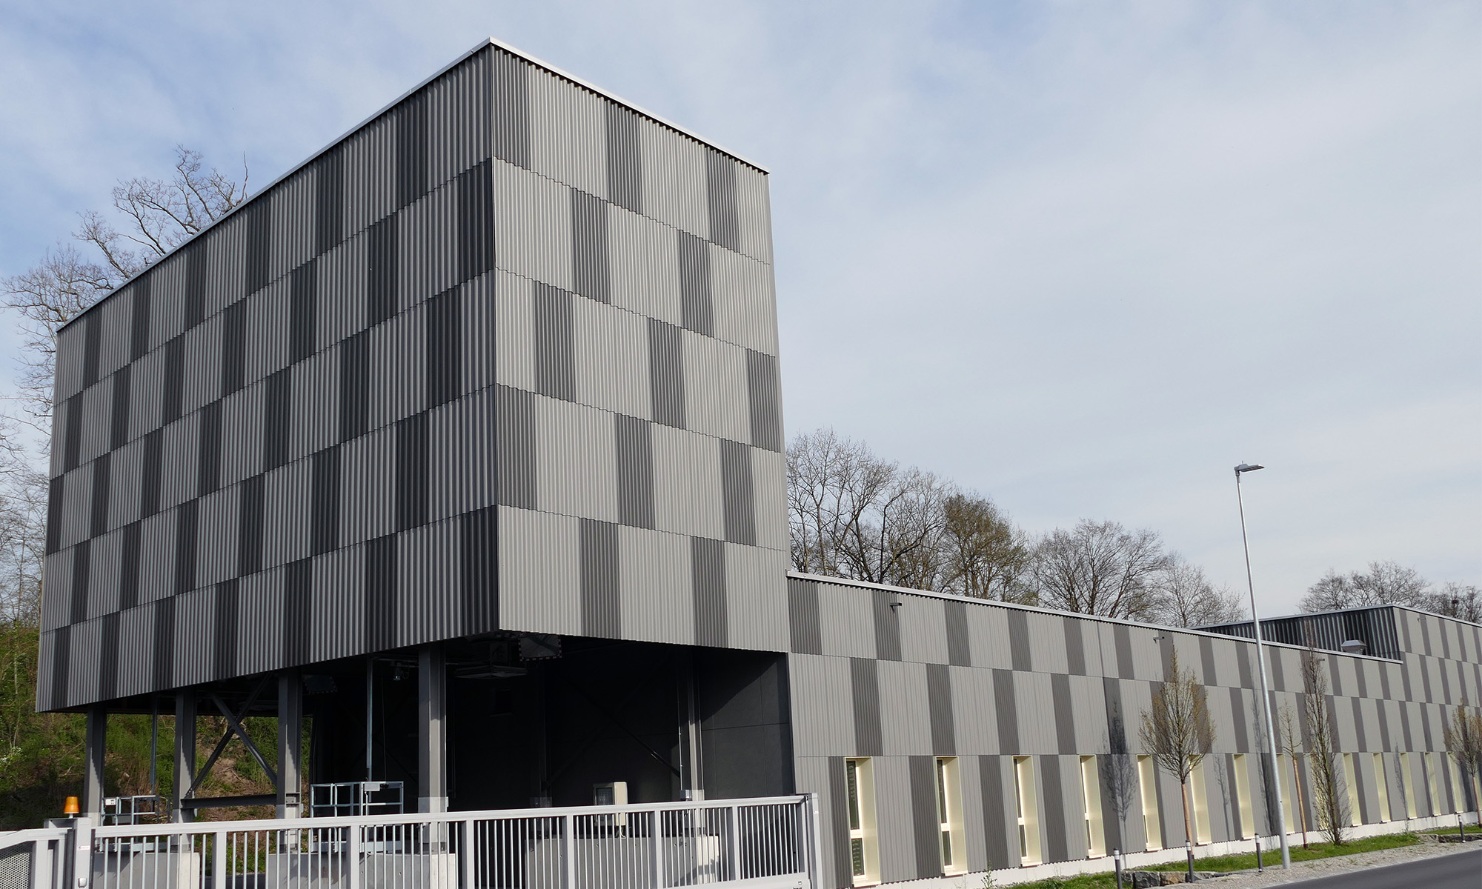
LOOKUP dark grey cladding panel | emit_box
[394,90,430,211]
[459,505,498,634]
[944,600,971,667]
[288,263,317,365]
[826,758,853,886]
[50,627,70,710]
[174,499,198,596]
[1200,637,1218,687]
[69,541,90,625]
[364,532,399,651]
[262,368,293,472]
[198,401,222,497]
[118,522,141,611]
[1007,610,1031,672]
[109,366,131,450]
[339,331,371,441]
[184,242,208,330]
[1228,687,1249,752]
[993,669,1020,753]
[1050,674,1075,755]
[570,189,610,303]
[677,231,713,336]
[719,439,755,545]
[426,286,463,408]
[1328,657,1343,698]
[488,48,530,169]
[137,430,162,518]
[849,657,883,756]
[744,350,781,453]
[244,199,272,296]
[977,756,1012,868]
[366,215,398,326]
[1268,648,1284,692]
[394,412,429,531]
[1063,620,1086,676]
[283,557,313,667]
[214,579,239,681]
[44,478,63,555]
[691,536,727,647]
[872,590,902,661]
[1098,754,1124,851]
[310,447,341,556]
[614,414,654,529]
[314,148,345,255]
[456,159,495,282]
[89,454,110,538]
[160,337,184,425]
[926,663,955,755]
[1236,643,1253,689]
[647,319,685,428]
[495,385,537,509]
[129,276,152,361]
[580,519,621,638]
[907,755,937,879]
[787,577,822,655]
[1113,624,1135,679]
[533,283,575,401]
[97,612,119,701]
[1041,756,1069,863]
[152,596,175,692]
[236,474,265,577]
[604,103,642,213]
[61,394,82,474]
[81,314,100,389]
[704,150,740,252]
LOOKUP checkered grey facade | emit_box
[785,577,1482,886]
[37,41,788,711]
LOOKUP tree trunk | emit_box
[1181,777,1195,880]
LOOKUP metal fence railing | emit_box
[0,828,67,889]
[66,794,819,889]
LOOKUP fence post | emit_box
[31,838,53,889]
[347,823,362,889]
[69,821,92,889]
[563,814,577,889]
[461,819,475,889]
[212,829,226,889]
[728,804,742,882]
[807,794,825,889]
[650,809,665,888]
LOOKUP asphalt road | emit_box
[1282,847,1480,888]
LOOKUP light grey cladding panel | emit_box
[498,506,580,636]
[528,65,606,198]
[494,269,535,390]
[965,604,1013,670]
[733,164,773,264]
[609,206,682,325]
[872,757,919,885]
[395,183,459,313]
[1069,675,1107,754]
[1026,612,1069,675]
[341,114,396,241]
[750,447,788,551]
[172,586,216,689]
[815,582,877,660]
[724,543,788,652]
[315,230,368,349]
[339,425,396,548]
[949,665,999,756]
[85,528,122,619]
[534,395,617,522]
[878,661,931,755]
[680,330,748,442]
[898,597,950,665]
[573,297,649,418]
[487,46,531,169]
[310,545,365,663]
[289,348,340,461]
[650,425,723,539]
[616,527,690,644]
[638,118,708,239]
[397,518,462,648]
[367,306,427,430]
[261,460,311,571]
[157,413,201,513]
[493,158,572,290]
[105,437,143,530]
[788,654,856,757]
[194,486,241,589]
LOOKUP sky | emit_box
[1,1,1477,617]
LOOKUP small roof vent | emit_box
[1340,639,1367,655]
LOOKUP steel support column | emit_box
[418,645,448,813]
[277,672,303,818]
[173,690,196,822]
[83,705,106,821]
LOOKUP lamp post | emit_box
[1235,462,1290,869]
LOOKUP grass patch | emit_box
[1419,824,1481,837]
[998,832,1423,888]
[1143,831,1419,872]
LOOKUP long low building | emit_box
[37,39,1481,888]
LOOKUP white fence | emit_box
[41,795,820,889]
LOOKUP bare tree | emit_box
[1276,702,1310,848]
[1147,559,1244,628]
[938,493,1033,603]
[1424,583,1482,623]
[1443,699,1482,818]
[3,146,247,424]
[1139,647,1214,877]
[1301,649,1348,844]
[1299,562,1429,613]
[1032,520,1173,620]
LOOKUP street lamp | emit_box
[1235,462,1290,869]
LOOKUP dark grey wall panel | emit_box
[850,657,883,757]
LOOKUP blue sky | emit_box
[2,1,1477,616]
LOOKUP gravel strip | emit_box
[1189,838,1475,887]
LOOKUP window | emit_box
[1233,754,1255,839]
[1079,756,1106,857]
[1425,753,1443,816]
[1189,760,1212,844]
[1137,755,1162,851]
[1399,753,1417,819]
[1013,756,1042,866]
[1372,754,1391,823]
[1276,754,1297,835]
[1342,754,1362,827]
[846,758,880,885]
[934,758,965,873]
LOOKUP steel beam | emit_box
[418,645,448,813]
[278,672,303,818]
[173,691,196,823]
[83,706,106,821]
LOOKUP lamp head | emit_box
[1235,463,1264,475]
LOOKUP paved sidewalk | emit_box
[1192,838,1477,887]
